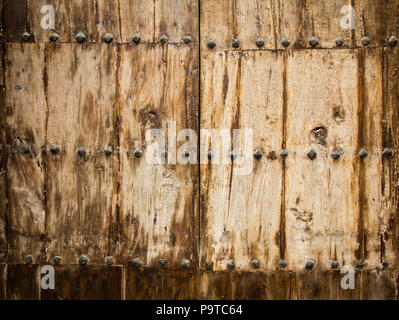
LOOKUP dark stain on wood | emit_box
[6,264,39,299]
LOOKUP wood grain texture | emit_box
[5,43,46,264]
[117,44,199,267]
[200,50,284,271]
[0,264,5,299]
[44,43,119,264]
[6,264,39,299]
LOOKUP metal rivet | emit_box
[255,39,264,48]
[21,32,31,42]
[77,147,86,157]
[0,254,5,263]
[277,259,287,268]
[232,39,240,48]
[305,261,314,270]
[53,256,61,265]
[227,260,235,270]
[22,145,31,154]
[359,149,368,159]
[160,35,168,44]
[356,261,364,269]
[335,37,344,47]
[158,259,167,268]
[134,148,143,158]
[389,36,398,47]
[205,261,213,271]
[331,261,339,269]
[106,256,114,265]
[307,149,317,160]
[383,148,393,158]
[282,37,290,47]
[25,255,33,264]
[132,258,142,267]
[79,255,87,265]
[182,259,190,268]
[104,146,112,156]
[76,32,86,43]
[309,36,319,47]
[103,33,114,43]
[132,34,141,44]
[50,145,60,155]
[252,260,260,269]
[228,151,237,161]
[183,36,191,44]
[382,261,389,268]
[183,151,190,158]
[49,32,59,42]
[207,39,216,49]
[253,150,263,160]
[207,150,214,160]
[361,37,370,46]
[279,150,288,158]
[331,149,341,160]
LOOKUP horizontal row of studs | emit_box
[2,254,389,271]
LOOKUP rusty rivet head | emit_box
[183,150,190,158]
[205,261,214,271]
[255,39,264,48]
[335,37,344,47]
[76,32,86,43]
[277,259,287,268]
[207,39,216,49]
[282,37,290,47]
[309,36,319,47]
[389,36,398,47]
[356,261,365,269]
[132,258,142,267]
[253,150,263,160]
[361,37,371,46]
[227,260,235,270]
[77,147,86,157]
[0,253,5,263]
[232,38,240,48]
[382,261,389,268]
[382,148,393,158]
[158,259,167,268]
[252,260,260,269]
[359,149,368,159]
[182,259,190,268]
[134,148,143,158]
[132,34,141,44]
[229,151,238,161]
[160,35,168,44]
[183,35,192,44]
[103,33,114,43]
[25,255,33,264]
[22,145,31,154]
[21,32,31,42]
[307,149,317,160]
[331,149,341,160]
[331,261,339,269]
[50,145,60,155]
[279,150,288,158]
[207,150,214,160]
[104,146,112,156]
[106,256,114,265]
[53,256,61,265]
[49,32,59,42]
[79,255,88,265]
[305,261,314,270]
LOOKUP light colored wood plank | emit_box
[200,50,284,271]
[118,44,199,266]
[285,49,359,270]
[45,43,118,264]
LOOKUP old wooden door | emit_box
[0,0,398,300]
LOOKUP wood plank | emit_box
[285,50,359,270]
[0,264,5,299]
[5,43,46,264]
[117,44,199,267]
[4,0,27,42]
[45,43,118,264]
[6,264,39,299]
[200,50,284,271]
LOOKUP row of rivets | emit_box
[207,36,399,49]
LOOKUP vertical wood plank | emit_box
[4,0,27,42]
[6,264,39,299]
[45,43,118,264]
